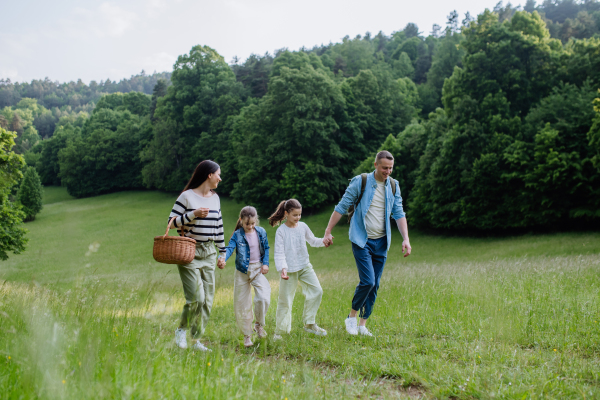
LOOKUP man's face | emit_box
[374,158,394,181]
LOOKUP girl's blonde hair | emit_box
[232,206,259,237]
[268,199,302,227]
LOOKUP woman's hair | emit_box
[183,160,220,192]
[268,199,302,227]
[232,206,259,236]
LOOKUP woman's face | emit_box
[207,169,222,189]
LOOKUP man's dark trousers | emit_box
[351,237,387,319]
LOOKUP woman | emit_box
[169,160,226,351]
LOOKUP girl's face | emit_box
[207,169,222,189]
[284,208,302,225]
[242,217,257,233]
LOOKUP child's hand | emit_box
[217,258,226,269]
[261,265,269,274]
[281,268,289,280]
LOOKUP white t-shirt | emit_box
[274,222,324,272]
[365,180,386,239]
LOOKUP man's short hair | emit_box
[375,150,394,163]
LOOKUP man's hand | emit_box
[217,257,226,269]
[281,268,289,280]
[402,240,412,258]
[261,265,269,274]
[193,207,210,218]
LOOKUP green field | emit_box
[1,187,600,399]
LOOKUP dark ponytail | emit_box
[232,206,258,237]
[268,199,302,227]
[183,160,220,192]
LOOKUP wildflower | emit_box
[62,380,66,384]
[208,362,211,366]
[554,349,557,351]
[8,356,11,360]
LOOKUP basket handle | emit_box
[163,216,187,240]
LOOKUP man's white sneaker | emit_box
[304,324,327,336]
[272,334,283,341]
[358,326,373,337]
[345,317,358,335]
[191,341,212,352]
[175,328,187,349]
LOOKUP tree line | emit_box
[2,1,600,259]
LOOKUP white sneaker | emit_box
[345,317,358,335]
[272,334,283,341]
[192,341,212,352]
[175,328,187,349]
[304,324,327,336]
[358,326,373,337]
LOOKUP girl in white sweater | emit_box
[268,199,329,339]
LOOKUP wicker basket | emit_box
[153,217,196,265]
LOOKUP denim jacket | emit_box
[334,171,405,251]
[222,226,270,274]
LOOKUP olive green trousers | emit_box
[177,242,217,339]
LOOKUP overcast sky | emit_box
[1,0,508,84]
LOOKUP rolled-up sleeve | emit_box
[334,176,361,215]
[391,180,405,220]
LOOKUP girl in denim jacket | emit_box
[220,206,271,347]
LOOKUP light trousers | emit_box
[234,262,271,336]
[275,264,323,335]
[177,242,217,339]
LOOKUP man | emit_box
[323,150,411,336]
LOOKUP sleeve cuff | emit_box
[185,211,196,223]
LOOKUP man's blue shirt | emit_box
[334,171,405,250]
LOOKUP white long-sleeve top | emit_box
[274,222,325,272]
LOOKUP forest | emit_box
[2,0,600,258]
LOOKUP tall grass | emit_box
[1,188,599,399]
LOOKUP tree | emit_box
[17,166,43,221]
[143,45,247,193]
[0,127,27,260]
[231,53,363,213]
[150,79,168,121]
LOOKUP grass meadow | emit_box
[1,187,600,399]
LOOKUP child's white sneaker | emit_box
[191,341,212,352]
[345,316,358,335]
[304,324,327,336]
[358,326,373,337]
[273,334,283,340]
[175,328,187,349]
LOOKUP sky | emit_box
[1,0,507,84]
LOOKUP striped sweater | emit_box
[168,189,225,254]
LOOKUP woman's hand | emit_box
[261,265,269,274]
[193,207,210,218]
[217,258,226,269]
[281,268,289,280]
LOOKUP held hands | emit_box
[323,232,334,247]
[261,265,269,275]
[217,257,226,269]
[280,268,289,280]
[402,240,412,258]
[193,207,210,218]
